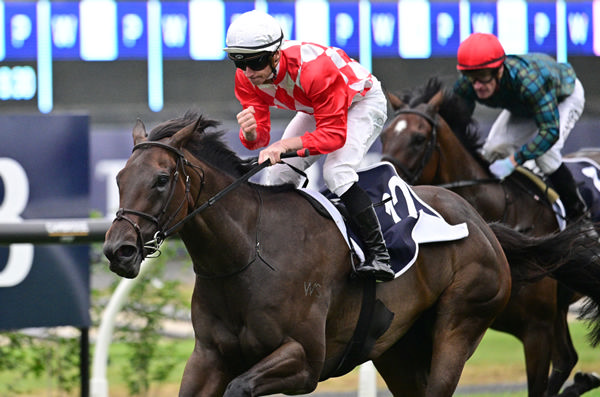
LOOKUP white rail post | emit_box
[90,257,158,397]
[358,361,377,397]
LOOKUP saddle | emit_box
[514,158,600,226]
[506,165,566,230]
[514,165,559,203]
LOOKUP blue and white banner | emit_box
[0,115,90,330]
[2,0,600,62]
[2,0,598,113]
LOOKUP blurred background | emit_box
[3,0,600,141]
[2,1,600,395]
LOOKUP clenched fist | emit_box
[236,106,257,141]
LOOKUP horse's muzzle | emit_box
[103,241,142,278]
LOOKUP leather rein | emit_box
[112,141,296,259]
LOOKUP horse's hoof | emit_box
[574,371,600,389]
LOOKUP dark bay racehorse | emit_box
[103,113,599,396]
[380,77,600,396]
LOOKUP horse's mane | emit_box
[147,111,252,178]
[147,111,296,192]
[398,77,488,165]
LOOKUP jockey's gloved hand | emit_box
[489,157,515,179]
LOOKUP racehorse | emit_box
[103,112,599,396]
[380,77,600,396]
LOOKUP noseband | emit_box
[387,108,439,184]
[113,140,278,259]
[113,141,204,257]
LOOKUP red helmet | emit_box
[457,33,506,71]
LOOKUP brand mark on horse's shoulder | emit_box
[304,281,321,297]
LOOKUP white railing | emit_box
[90,257,158,397]
[0,219,379,397]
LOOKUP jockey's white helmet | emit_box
[224,10,284,54]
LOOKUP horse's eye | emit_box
[412,133,427,146]
[155,174,170,188]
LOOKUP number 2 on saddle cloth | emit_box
[295,161,470,276]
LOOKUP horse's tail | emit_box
[490,220,600,346]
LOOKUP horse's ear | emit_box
[427,90,444,112]
[132,119,147,145]
[170,117,201,149]
[387,91,405,111]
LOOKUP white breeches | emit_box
[265,79,387,196]
[482,78,585,175]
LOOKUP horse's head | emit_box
[103,118,201,278]
[381,90,443,184]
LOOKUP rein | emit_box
[391,108,502,189]
[160,150,307,241]
[158,157,268,241]
[114,141,306,258]
[436,178,499,189]
[390,104,557,229]
[115,141,266,256]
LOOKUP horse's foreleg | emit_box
[426,324,486,397]
[223,339,320,397]
[179,343,230,397]
[424,302,499,397]
[500,279,558,397]
[374,317,433,397]
[547,308,578,395]
[425,263,510,396]
[519,324,554,397]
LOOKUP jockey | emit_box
[453,32,588,223]
[224,10,394,281]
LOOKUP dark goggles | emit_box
[228,52,272,71]
[463,70,497,84]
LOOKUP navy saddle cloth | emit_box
[565,157,600,223]
[317,162,468,277]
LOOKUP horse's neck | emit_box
[432,123,514,220]
[433,125,556,230]
[434,123,490,183]
[179,168,261,277]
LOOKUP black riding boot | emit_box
[341,183,395,281]
[548,163,588,223]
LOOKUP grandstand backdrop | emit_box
[1,0,600,128]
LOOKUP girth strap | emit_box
[327,279,394,378]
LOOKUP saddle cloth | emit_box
[564,156,600,223]
[301,161,469,278]
[521,155,600,227]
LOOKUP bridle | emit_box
[113,141,205,257]
[384,106,533,226]
[384,107,501,189]
[112,140,284,259]
[384,107,439,185]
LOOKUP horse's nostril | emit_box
[116,245,137,259]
